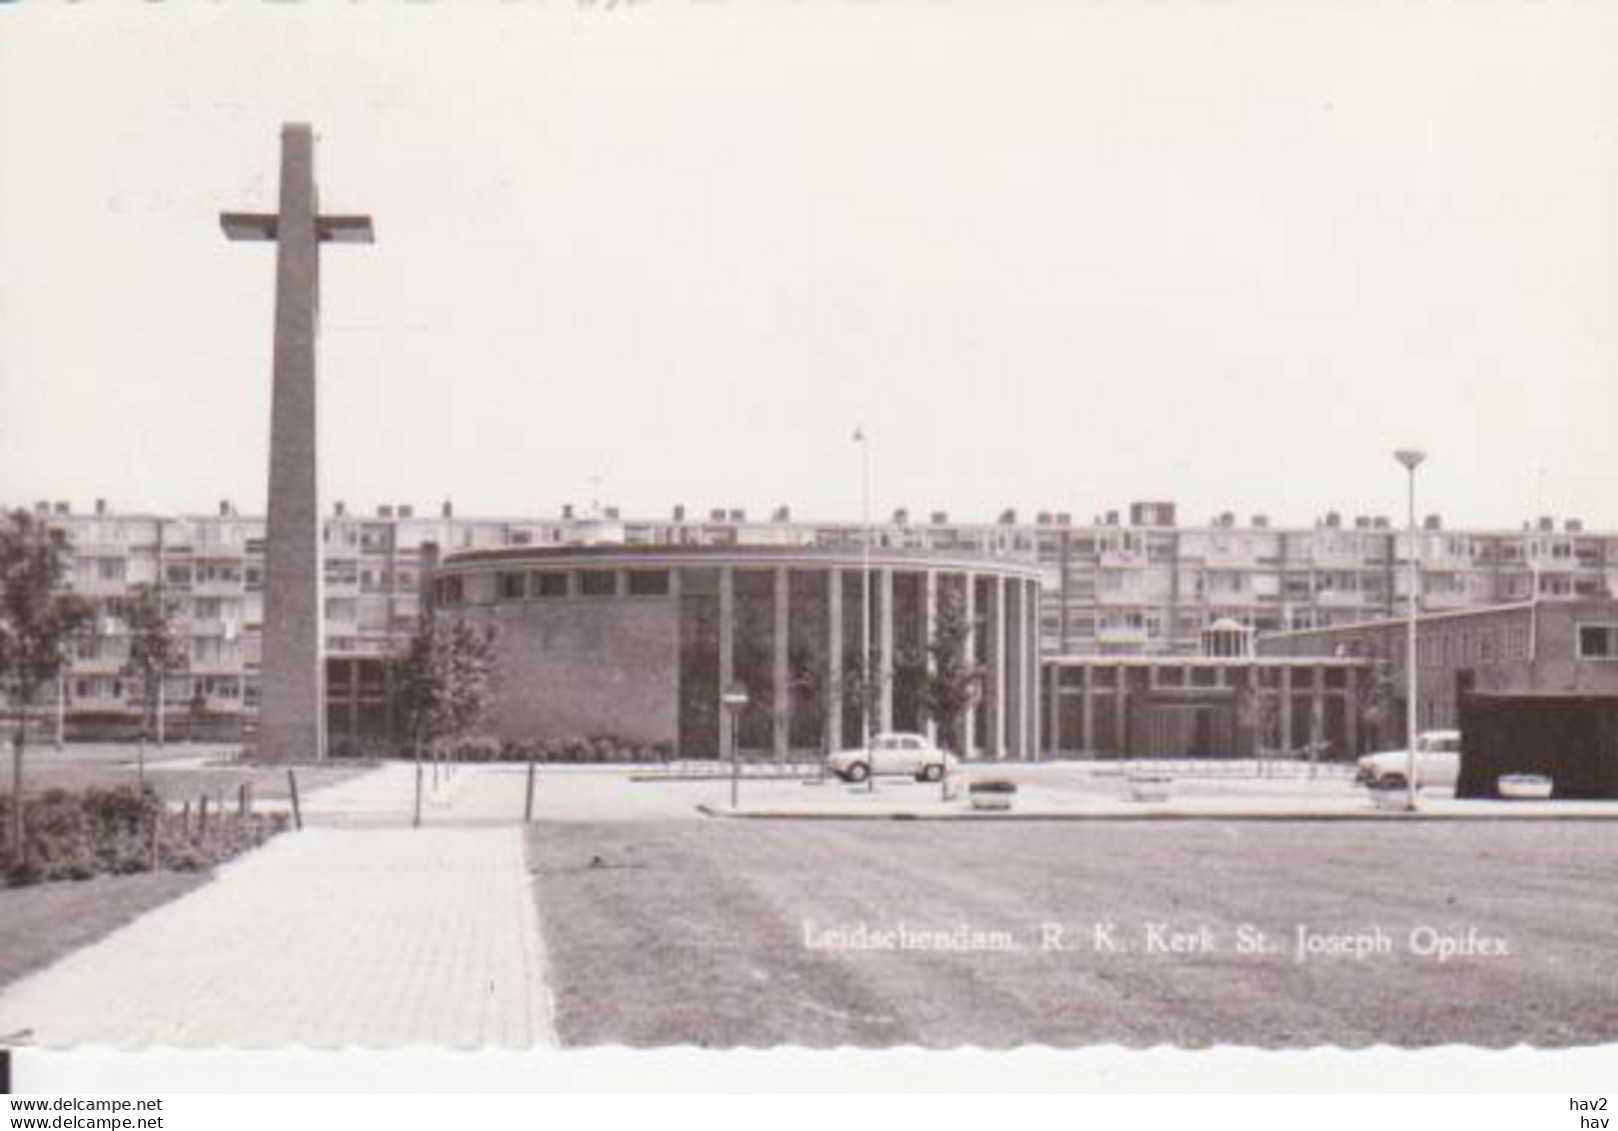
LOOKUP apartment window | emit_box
[532,572,568,598]
[498,572,527,600]
[627,569,671,596]
[1577,624,1617,660]
[580,570,616,597]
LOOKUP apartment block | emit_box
[6,497,1615,747]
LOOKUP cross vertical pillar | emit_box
[222,123,373,763]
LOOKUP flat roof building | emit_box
[431,545,1045,760]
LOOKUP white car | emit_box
[826,733,955,783]
[1356,729,1463,790]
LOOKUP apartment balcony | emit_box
[71,577,131,598]
[192,578,246,598]
[1309,548,1368,569]
[1314,590,1374,609]
[1422,590,1472,611]
[1095,624,1151,647]
[189,655,245,677]
[70,655,128,676]
[192,543,246,561]
[184,618,239,639]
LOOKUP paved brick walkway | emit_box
[0,766,555,1048]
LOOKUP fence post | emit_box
[414,761,423,829]
[287,768,303,831]
[238,782,251,817]
[181,799,191,839]
[198,794,209,841]
[524,760,536,824]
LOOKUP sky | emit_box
[2,2,1615,530]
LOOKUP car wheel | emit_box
[845,762,869,782]
[1377,773,1407,790]
[921,764,944,782]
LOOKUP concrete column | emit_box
[962,574,977,758]
[1345,666,1360,757]
[718,566,735,761]
[1279,665,1294,754]
[256,126,325,764]
[923,570,938,745]
[827,568,844,752]
[990,576,1007,759]
[1117,668,1129,757]
[878,567,894,733]
[1081,664,1095,753]
[1003,579,1016,757]
[1029,582,1041,760]
[1047,663,1062,755]
[773,567,789,760]
[1023,579,1037,758]
[1309,666,1325,759]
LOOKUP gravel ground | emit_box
[528,817,1618,1048]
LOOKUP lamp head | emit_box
[1393,449,1427,472]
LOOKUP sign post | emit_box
[721,683,750,810]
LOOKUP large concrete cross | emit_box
[221,123,373,763]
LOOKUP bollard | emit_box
[524,760,537,824]
[238,782,251,817]
[414,761,424,830]
[287,768,303,831]
[198,794,209,841]
[181,799,191,839]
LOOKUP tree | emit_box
[394,614,497,761]
[1,509,94,857]
[840,645,883,747]
[918,584,985,757]
[1358,657,1397,754]
[121,582,188,787]
[785,643,828,758]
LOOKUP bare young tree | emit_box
[1,509,94,858]
[121,582,188,788]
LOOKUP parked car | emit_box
[826,733,955,782]
[1355,729,1463,790]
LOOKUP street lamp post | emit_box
[722,682,749,810]
[854,427,874,793]
[1394,449,1427,810]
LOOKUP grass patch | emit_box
[0,869,211,992]
[10,744,369,804]
[527,819,1618,1048]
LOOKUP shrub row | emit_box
[0,786,287,888]
[401,735,677,764]
[494,735,676,764]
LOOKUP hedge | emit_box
[0,785,287,888]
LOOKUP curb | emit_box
[695,803,1618,823]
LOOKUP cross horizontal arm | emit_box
[317,215,375,244]
[220,212,278,242]
[220,212,375,244]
